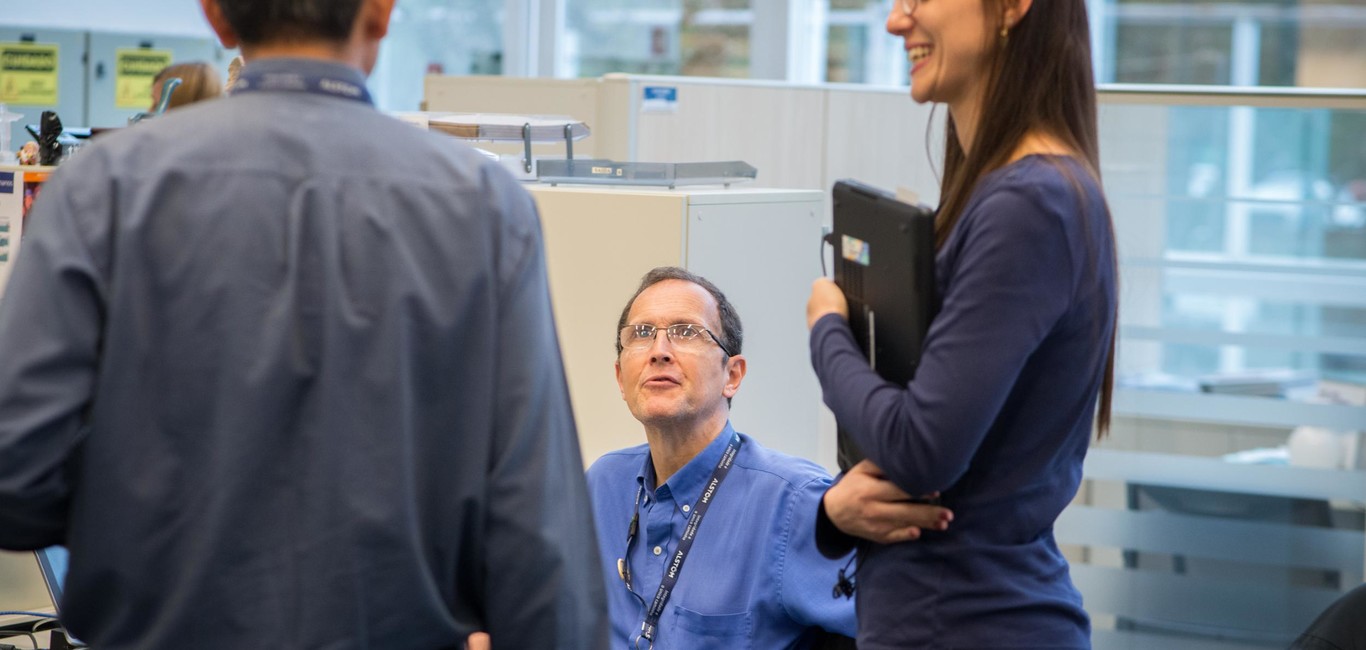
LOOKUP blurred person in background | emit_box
[150,60,224,110]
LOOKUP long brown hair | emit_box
[933,0,1116,438]
[155,62,224,110]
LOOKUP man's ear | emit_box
[200,0,241,49]
[721,355,747,399]
[615,360,626,400]
[359,0,397,41]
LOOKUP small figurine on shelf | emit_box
[16,141,38,165]
[38,111,63,166]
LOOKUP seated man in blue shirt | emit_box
[586,266,951,649]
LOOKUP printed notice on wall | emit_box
[115,48,173,109]
[0,43,60,106]
[641,85,678,114]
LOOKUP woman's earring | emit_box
[1000,25,1009,39]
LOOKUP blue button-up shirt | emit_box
[586,423,856,649]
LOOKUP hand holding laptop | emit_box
[822,461,952,545]
[807,278,849,329]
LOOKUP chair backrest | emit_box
[1289,582,1366,649]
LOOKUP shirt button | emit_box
[653,546,663,556]
[681,504,691,513]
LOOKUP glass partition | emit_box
[1068,89,1366,648]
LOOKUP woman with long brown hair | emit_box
[806,0,1117,646]
[150,61,224,111]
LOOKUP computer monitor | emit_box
[829,179,938,471]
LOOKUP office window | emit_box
[823,0,1366,89]
[1089,1,1366,382]
[563,0,752,78]
[826,0,907,85]
[679,0,751,78]
[1099,0,1366,88]
[373,0,504,110]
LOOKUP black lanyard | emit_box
[622,433,742,649]
[232,68,373,105]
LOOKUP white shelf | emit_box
[1084,449,1366,502]
[1122,253,1366,278]
[1114,388,1366,430]
[1057,505,1364,573]
[1121,325,1366,356]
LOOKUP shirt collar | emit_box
[232,57,371,104]
[637,421,739,507]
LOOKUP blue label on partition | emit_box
[0,172,13,194]
[642,86,678,113]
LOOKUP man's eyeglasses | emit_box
[619,323,733,356]
[895,0,919,16]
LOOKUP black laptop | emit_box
[829,180,938,472]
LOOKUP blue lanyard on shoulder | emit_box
[623,433,743,650]
[232,69,373,105]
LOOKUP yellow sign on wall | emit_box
[115,48,172,110]
[0,43,60,106]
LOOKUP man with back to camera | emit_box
[584,266,953,649]
[0,1,605,648]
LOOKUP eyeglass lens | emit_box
[621,324,705,348]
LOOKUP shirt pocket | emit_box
[670,606,753,650]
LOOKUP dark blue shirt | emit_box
[0,58,606,649]
[811,155,1115,649]
[586,424,857,649]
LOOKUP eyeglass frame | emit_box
[895,0,919,16]
[618,323,735,357]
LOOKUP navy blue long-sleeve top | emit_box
[811,155,1116,649]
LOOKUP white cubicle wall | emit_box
[424,73,946,206]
